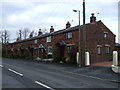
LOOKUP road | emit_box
[1,58,120,89]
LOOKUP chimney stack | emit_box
[16,37,20,41]
[29,31,33,38]
[38,29,42,35]
[90,13,96,23]
[66,21,71,29]
[50,26,54,33]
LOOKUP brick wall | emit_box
[86,22,115,64]
[6,21,116,64]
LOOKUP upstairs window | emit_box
[46,36,51,42]
[66,32,72,39]
[104,32,108,38]
[34,40,37,44]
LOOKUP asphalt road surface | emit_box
[1,58,120,89]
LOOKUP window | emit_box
[67,45,74,54]
[104,32,108,38]
[46,36,51,42]
[34,40,37,44]
[48,46,52,55]
[34,50,38,55]
[66,32,72,39]
[97,47,102,55]
[105,46,110,54]
[67,46,71,54]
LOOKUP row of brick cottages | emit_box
[6,20,116,65]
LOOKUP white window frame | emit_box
[67,46,71,54]
[46,36,51,42]
[48,46,52,55]
[97,47,102,55]
[104,32,108,38]
[34,40,37,44]
[67,45,74,54]
[66,32,72,39]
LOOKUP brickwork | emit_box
[6,21,116,64]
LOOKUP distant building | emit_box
[115,43,120,61]
[115,43,120,51]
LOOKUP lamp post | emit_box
[73,9,81,67]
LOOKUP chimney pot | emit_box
[66,21,71,29]
[90,13,96,23]
[50,26,54,33]
[38,29,42,35]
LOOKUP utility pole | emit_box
[83,0,85,25]
[81,0,86,66]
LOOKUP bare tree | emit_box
[41,28,48,34]
[16,29,22,40]
[19,29,22,40]
[0,31,3,44]
[22,28,30,39]
[0,30,10,44]
[16,28,30,40]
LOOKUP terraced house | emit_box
[5,16,116,65]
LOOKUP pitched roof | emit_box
[9,20,114,44]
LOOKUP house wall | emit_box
[86,22,115,64]
[6,21,116,64]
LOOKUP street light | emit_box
[73,9,81,67]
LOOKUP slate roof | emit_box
[8,20,115,45]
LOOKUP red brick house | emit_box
[6,20,116,65]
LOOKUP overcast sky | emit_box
[0,0,119,43]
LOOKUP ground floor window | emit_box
[41,48,45,53]
[34,49,38,56]
[67,45,74,54]
[105,46,110,54]
[97,47,102,55]
[48,46,52,55]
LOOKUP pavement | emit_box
[1,58,120,89]
[62,65,119,82]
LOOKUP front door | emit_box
[59,46,65,57]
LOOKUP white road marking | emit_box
[8,68,23,76]
[0,65,3,67]
[62,70,120,83]
[35,81,55,90]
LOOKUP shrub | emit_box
[41,54,52,59]
[65,57,71,64]
[2,47,7,57]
